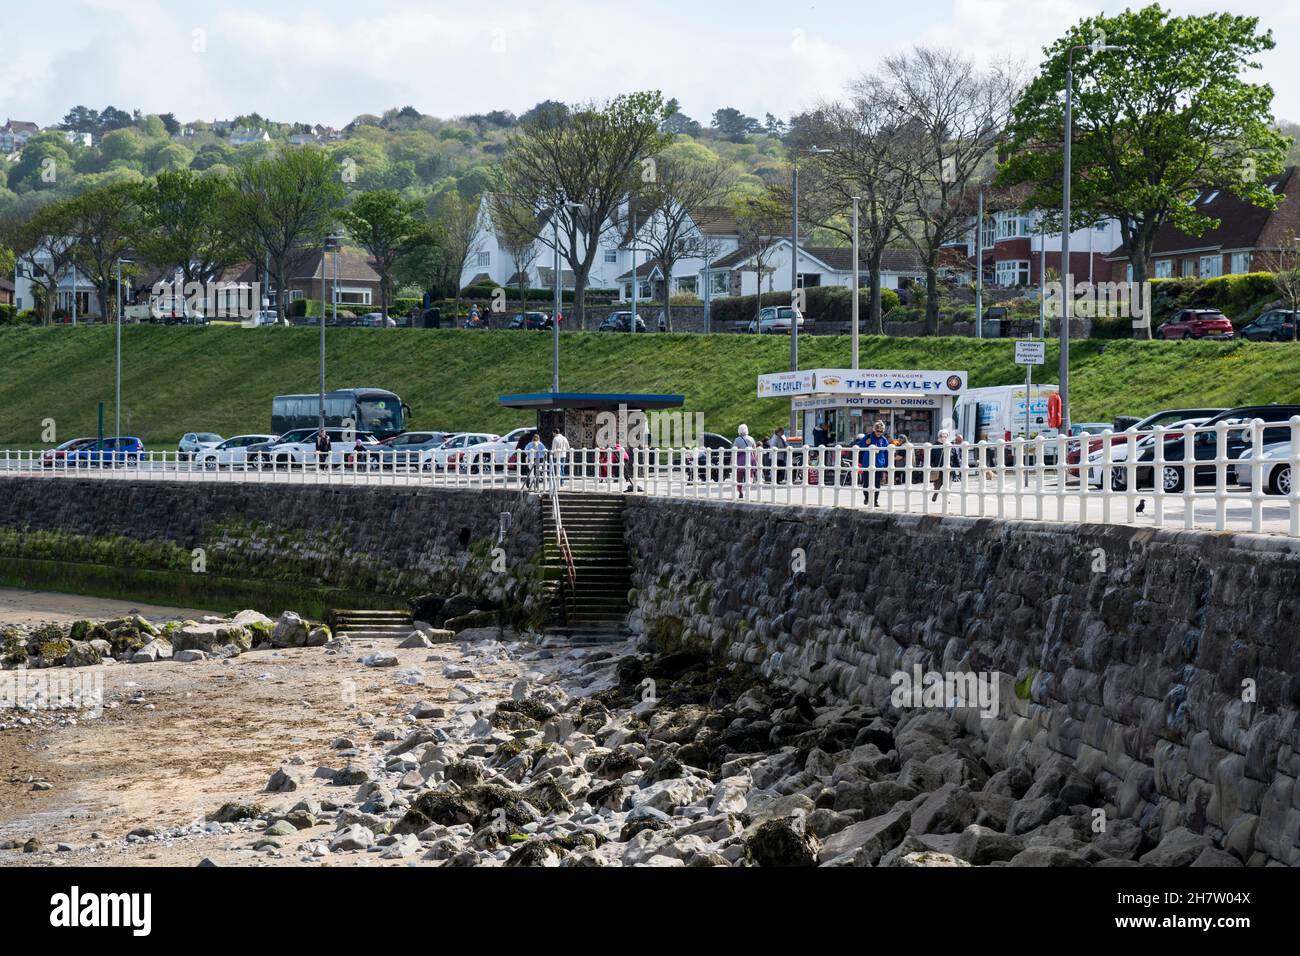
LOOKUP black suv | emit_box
[1110,404,1300,492]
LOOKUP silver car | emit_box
[178,432,223,461]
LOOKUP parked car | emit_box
[1106,405,1300,492]
[508,312,552,330]
[1085,417,1212,487]
[245,309,289,328]
[1231,439,1297,495]
[66,437,146,466]
[257,428,379,467]
[599,311,647,333]
[462,428,534,472]
[687,432,734,481]
[1240,309,1300,341]
[41,437,98,468]
[747,306,805,335]
[246,429,315,467]
[196,434,279,469]
[424,432,500,471]
[1066,408,1224,475]
[366,431,454,469]
[177,432,224,461]
[1155,309,1235,340]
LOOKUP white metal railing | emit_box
[5,417,1300,537]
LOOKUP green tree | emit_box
[998,5,1291,339]
[100,128,146,165]
[6,198,80,324]
[64,181,142,321]
[339,190,433,317]
[225,147,347,322]
[135,168,241,287]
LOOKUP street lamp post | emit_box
[320,233,342,430]
[975,187,985,339]
[851,196,860,370]
[548,198,586,392]
[790,146,832,433]
[115,257,132,437]
[629,206,637,336]
[1061,40,1123,434]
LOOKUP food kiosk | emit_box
[497,391,686,447]
[756,369,968,445]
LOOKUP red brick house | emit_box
[1104,167,1299,281]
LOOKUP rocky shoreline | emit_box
[2,602,1244,866]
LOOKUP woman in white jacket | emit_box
[734,424,757,499]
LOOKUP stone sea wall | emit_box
[0,479,544,623]
[624,499,1300,865]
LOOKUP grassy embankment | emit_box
[3,325,1300,447]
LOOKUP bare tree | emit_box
[488,192,542,317]
[501,92,670,328]
[434,191,484,323]
[883,47,1020,334]
[620,153,737,330]
[785,77,917,334]
[733,194,786,304]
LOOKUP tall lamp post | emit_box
[114,257,133,437]
[320,232,343,430]
[547,198,586,392]
[974,186,985,339]
[851,196,860,370]
[790,146,832,432]
[1061,40,1123,434]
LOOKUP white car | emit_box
[197,434,279,469]
[464,428,535,472]
[262,427,380,467]
[178,432,223,461]
[1232,441,1296,495]
[1085,418,1210,488]
[423,433,499,472]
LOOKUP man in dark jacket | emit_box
[855,421,891,506]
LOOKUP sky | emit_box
[2,0,1299,129]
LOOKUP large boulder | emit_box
[908,783,977,835]
[173,622,251,656]
[131,638,173,663]
[745,817,821,867]
[818,809,912,866]
[271,611,310,648]
[65,639,107,668]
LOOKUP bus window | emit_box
[357,396,402,434]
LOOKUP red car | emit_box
[1156,309,1235,340]
[41,437,97,467]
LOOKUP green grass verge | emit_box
[3,325,1300,447]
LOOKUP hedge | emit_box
[708,286,901,326]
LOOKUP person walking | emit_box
[733,424,756,499]
[770,425,789,484]
[549,429,570,485]
[315,427,332,470]
[855,421,891,506]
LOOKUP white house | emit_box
[460,194,631,294]
[13,241,100,318]
[230,127,271,146]
[702,239,925,298]
[615,205,740,302]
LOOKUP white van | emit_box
[955,384,1061,463]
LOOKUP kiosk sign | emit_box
[757,369,966,398]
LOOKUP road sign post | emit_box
[1015,340,1047,485]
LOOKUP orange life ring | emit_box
[1047,393,1063,430]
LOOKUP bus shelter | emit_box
[756,369,967,445]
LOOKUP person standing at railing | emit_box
[770,426,789,484]
[856,421,891,507]
[549,430,570,485]
[524,432,547,490]
[315,428,331,470]
[734,424,757,499]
